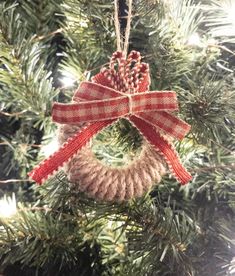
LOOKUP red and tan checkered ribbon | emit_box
[29,51,192,185]
[52,82,188,140]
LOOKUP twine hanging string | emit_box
[114,0,122,52]
[123,0,132,57]
[114,0,133,57]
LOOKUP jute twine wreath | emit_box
[58,123,167,201]
[28,50,191,201]
[54,50,179,201]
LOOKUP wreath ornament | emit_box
[29,51,192,201]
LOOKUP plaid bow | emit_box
[29,51,192,185]
[52,82,189,140]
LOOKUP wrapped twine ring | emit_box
[58,124,167,201]
[58,51,168,201]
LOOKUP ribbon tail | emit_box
[28,120,115,184]
[138,111,191,140]
[130,116,192,184]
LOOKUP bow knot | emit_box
[126,93,133,114]
[52,82,181,134]
[53,50,189,141]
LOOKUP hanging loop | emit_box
[114,0,133,57]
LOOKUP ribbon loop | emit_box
[52,81,185,139]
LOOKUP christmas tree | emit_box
[1,0,235,275]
